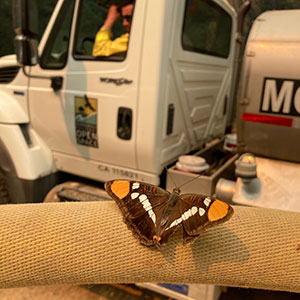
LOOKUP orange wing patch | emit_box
[111,180,130,199]
[207,200,230,222]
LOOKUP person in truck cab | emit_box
[92,0,134,57]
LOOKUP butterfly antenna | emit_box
[164,167,178,188]
[178,173,203,189]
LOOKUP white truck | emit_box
[0,0,243,203]
[2,1,300,299]
[1,0,299,213]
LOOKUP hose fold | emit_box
[0,202,299,293]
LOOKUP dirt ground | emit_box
[0,284,173,300]
[0,284,299,300]
[0,285,99,300]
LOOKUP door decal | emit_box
[75,96,98,148]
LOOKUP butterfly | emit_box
[105,180,233,249]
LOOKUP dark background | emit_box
[1,0,300,58]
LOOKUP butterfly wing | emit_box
[179,194,234,245]
[105,180,170,246]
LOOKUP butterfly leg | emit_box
[182,226,200,245]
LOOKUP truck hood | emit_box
[0,54,18,68]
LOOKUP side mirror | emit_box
[12,0,39,66]
[14,35,39,66]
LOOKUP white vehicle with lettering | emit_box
[0,0,240,203]
[237,9,300,163]
[0,0,299,213]
[232,9,300,210]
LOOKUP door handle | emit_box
[117,107,132,140]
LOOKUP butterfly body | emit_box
[159,188,179,226]
[105,180,233,249]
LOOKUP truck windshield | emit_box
[0,0,58,58]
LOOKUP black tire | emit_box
[0,174,10,204]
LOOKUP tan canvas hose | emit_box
[0,201,299,293]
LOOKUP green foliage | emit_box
[0,0,58,58]
[228,0,300,38]
[37,0,59,41]
[1,0,300,58]
[0,0,14,57]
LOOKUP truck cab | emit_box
[0,0,237,203]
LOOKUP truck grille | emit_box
[0,66,20,84]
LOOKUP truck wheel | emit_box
[0,174,10,204]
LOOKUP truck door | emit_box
[171,0,236,147]
[27,0,145,180]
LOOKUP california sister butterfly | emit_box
[105,179,233,249]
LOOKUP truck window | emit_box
[40,0,75,69]
[182,0,232,58]
[73,0,134,61]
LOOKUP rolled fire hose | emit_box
[0,201,300,293]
